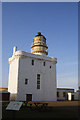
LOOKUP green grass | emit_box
[1,102,80,119]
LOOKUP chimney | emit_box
[13,46,17,55]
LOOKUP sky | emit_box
[2,2,78,91]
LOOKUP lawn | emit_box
[1,101,80,120]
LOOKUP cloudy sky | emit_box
[2,2,78,91]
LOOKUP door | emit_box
[67,94,68,101]
[26,94,32,102]
[72,95,74,101]
[2,93,10,101]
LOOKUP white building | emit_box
[57,87,80,101]
[57,88,74,101]
[8,32,57,101]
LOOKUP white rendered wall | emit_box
[57,89,66,100]
[17,55,57,101]
[8,51,57,101]
[8,57,19,100]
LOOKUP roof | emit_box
[57,88,74,91]
[9,51,57,64]
[0,88,8,91]
[0,88,10,93]
[77,90,80,92]
[35,32,46,40]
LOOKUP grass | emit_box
[1,101,80,120]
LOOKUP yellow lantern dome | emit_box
[31,32,48,55]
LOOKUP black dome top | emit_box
[35,32,46,40]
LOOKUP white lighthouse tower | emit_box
[8,32,57,101]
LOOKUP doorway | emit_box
[72,95,74,101]
[26,94,32,102]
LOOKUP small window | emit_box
[32,60,34,65]
[43,62,45,66]
[37,74,40,89]
[37,74,40,79]
[37,84,40,89]
[63,92,66,97]
[37,81,40,84]
[57,92,59,97]
[50,66,51,69]
[25,79,28,84]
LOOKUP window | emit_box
[43,62,45,66]
[50,66,51,69]
[43,39,46,44]
[57,92,59,97]
[25,79,28,84]
[37,74,40,79]
[63,92,66,97]
[32,60,34,65]
[37,74,40,89]
[37,84,40,89]
[37,81,40,84]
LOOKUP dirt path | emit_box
[29,101,80,106]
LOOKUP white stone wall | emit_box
[17,55,57,101]
[8,57,19,100]
[8,51,57,101]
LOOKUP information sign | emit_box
[6,101,23,111]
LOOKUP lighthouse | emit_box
[8,32,57,101]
